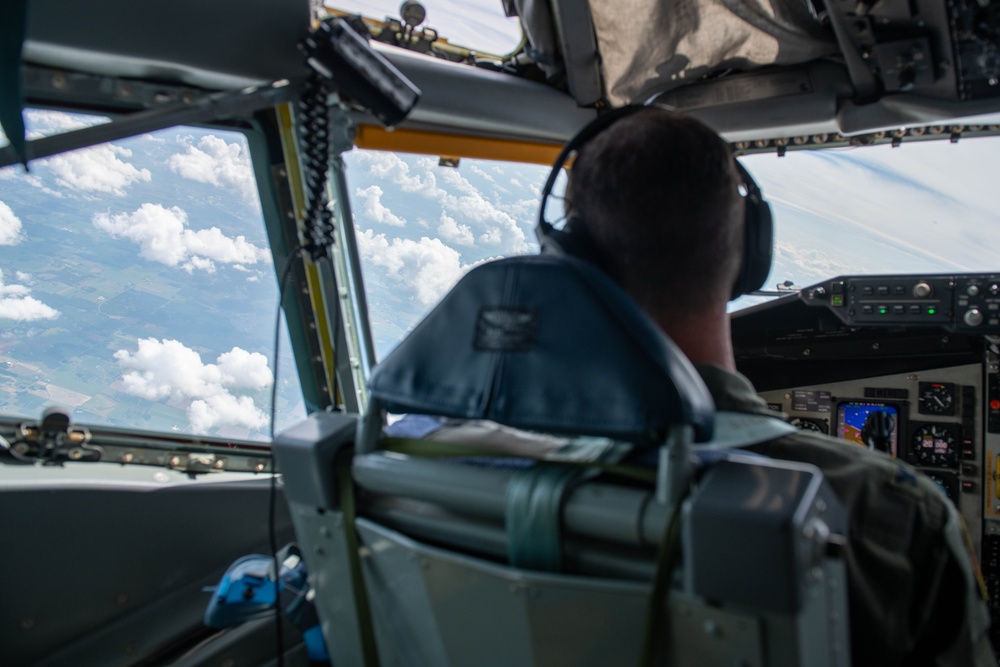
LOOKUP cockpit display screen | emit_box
[836,402,899,456]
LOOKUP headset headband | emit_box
[535,105,773,300]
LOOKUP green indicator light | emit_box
[832,295,844,307]
[879,307,887,314]
[928,308,936,315]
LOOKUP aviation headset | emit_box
[535,105,774,300]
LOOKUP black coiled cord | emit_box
[297,73,337,262]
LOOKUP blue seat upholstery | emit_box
[368,254,715,446]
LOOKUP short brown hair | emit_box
[565,109,743,314]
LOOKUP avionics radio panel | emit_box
[800,274,1000,332]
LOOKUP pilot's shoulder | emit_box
[750,430,951,522]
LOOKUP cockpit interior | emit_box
[3,0,1000,664]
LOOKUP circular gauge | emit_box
[910,424,958,468]
[918,382,956,416]
[923,472,959,503]
[789,417,828,434]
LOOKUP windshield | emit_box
[0,110,306,439]
[348,136,1000,358]
[329,0,523,56]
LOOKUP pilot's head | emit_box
[565,109,744,318]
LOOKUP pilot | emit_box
[563,108,995,666]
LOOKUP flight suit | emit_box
[697,364,997,667]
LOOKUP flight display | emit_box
[836,402,899,456]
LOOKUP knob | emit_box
[964,308,984,326]
[968,285,981,296]
[913,282,932,298]
[991,284,999,295]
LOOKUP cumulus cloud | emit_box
[437,213,474,246]
[356,228,476,306]
[114,338,272,433]
[25,109,107,139]
[350,151,531,254]
[0,201,23,245]
[0,268,59,321]
[167,134,259,204]
[93,203,271,273]
[356,185,406,227]
[45,144,151,196]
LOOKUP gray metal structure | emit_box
[274,410,851,666]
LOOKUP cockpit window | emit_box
[346,149,548,359]
[734,136,1000,308]
[0,110,306,439]
[347,136,1000,346]
[329,0,524,56]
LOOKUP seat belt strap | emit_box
[505,463,592,571]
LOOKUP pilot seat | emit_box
[274,254,850,666]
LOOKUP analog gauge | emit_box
[909,424,959,468]
[789,417,828,434]
[923,472,959,504]
[918,382,956,416]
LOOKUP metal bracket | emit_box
[1,77,303,169]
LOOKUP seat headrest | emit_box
[368,255,715,445]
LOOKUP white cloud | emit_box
[356,185,406,227]
[45,144,151,196]
[93,203,271,273]
[167,134,258,204]
[468,164,495,182]
[0,268,59,321]
[114,338,272,433]
[356,227,474,306]
[742,140,1000,273]
[352,151,435,194]
[0,201,23,245]
[350,151,530,254]
[437,213,474,246]
[24,109,107,139]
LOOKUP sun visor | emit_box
[586,0,837,105]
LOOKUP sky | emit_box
[0,111,305,439]
[5,103,1000,438]
[343,136,1000,358]
[3,0,1000,437]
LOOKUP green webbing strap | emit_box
[639,494,687,667]
[381,436,656,484]
[505,464,592,571]
[335,450,380,667]
[0,0,28,168]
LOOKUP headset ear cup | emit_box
[730,161,774,300]
[730,192,773,299]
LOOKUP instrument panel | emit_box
[801,273,1000,333]
[733,273,1000,652]
[757,366,976,505]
